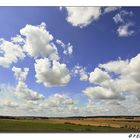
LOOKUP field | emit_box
[0,116,140,132]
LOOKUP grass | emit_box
[0,119,133,132]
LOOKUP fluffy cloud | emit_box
[83,86,125,100]
[42,93,74,108]
[99,59,129,74]
[113,10,135,37]
[99,53,140,83]
[3,100,18,108]
[83,53,140,103]
[64,7,101,28]
[0,81,139,116]
[12,67,45,101]
[80,99,128,116]
[72,65,89,81]
[12,66,29,82]
[113,10,133,24]
[63,7,121,28]
[113,13,124,24]
[93,53,140,100]
[39,93,79,116]
[0,39,25,68]
[20,22,59,60]
[34,58,71,87]
[15,81,45,101]
[0,83,79,116]
[89,68,111,84]
[56,39,73,55]
[11,35,25,44]
[117,23,135,37]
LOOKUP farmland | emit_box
[0,116,139,132]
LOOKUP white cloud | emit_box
[113,13,124,24]
[3,100,18,108]
[63,7,121,28]
[11,35,25,44]
[117,22,135,37]
[80,99,128,116]
[56,39,73,55]
[0,83,78,116]
[0,39,25,68]
[12,66,29,82]
[113,10,133,24]
[83,86,125,100]
[40,93,79,116]
[20,22,59,60]
[43,93,74,108]
[99,59,129,74]
[113,10,135,37]
[65,7,101,28]
[34,58,71,87]
[89,68,111,84]
[15,81,45,101]
[103,7,120,14]
[83,52,140,104]
[56,39,65,48]
[12,67,45,101]
[98,53,140,100]
[19,93,78,116]
[72,65,89,81]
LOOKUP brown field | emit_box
[47,117,140,131]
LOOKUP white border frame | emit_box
[0,0,140,6]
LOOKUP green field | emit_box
[0,119,133,132]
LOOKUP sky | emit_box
[0,7,140,117]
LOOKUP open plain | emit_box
[0,116,139,132]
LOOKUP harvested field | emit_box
[0,116,139,132]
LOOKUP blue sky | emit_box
[0,7,140,116]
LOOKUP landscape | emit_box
[0,116,140,132]
[0,7,140,132]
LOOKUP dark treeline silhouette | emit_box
[0,115,139,120]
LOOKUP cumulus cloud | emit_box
[12,66,29,82]
[113,10,133,24]
[0,83,79,116]
[42,93,74,108]
[117,22,135,37]
[64,7,101,28]
[72,65,89,81]
[11,35,25,44]
[80,99,128,116]
[103,7,120,14]
[39,93,79,116]
[0,39,25,68]
[63,7,121,28]
[89,68,111,84]
[83,86,125,100]
[113,13,124,24]
[99,59,129,74]
[12,67,45,101]
[20,22,59,60]
[19,93,78,116]
[34,58,71,87]
[3,100,18,108]
[83,52,140,103]
[113,10,135,37]
[56,39,73,55]
[94,53,140,100]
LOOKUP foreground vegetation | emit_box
[0,119,133,132]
